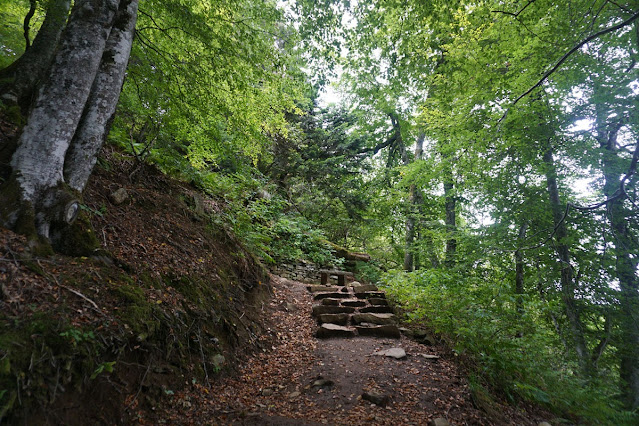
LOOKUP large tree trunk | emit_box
[595,102,639,410]
[0,0,72,109]
[543,143,592,376]
[64,0,139,192]
[404,133,424,271]
[0,0,120,240]
[443,171,456,267]
[515,222,528,315]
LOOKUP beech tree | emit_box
[0,0,139,249]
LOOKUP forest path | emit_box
[155,275,544,425]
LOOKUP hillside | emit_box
[0,145,274,424]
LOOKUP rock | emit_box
[355,291,386,299]
[312,379,334,388]
[340,286,350,293]
[320,298,342,306]
[352,313,395,325]
[288,391,301,399]
[357,284,379,292]
[429,418,450,426]
[312,305,356,316]
[359,306,393,314]
[316,324,356,338]
[362,391,390,406]
[413,330,436,345]
[356,325,401,339]
[109,187,128,205]
[399,327,412,336]
[307,285,339,293]
[313,292,351,300]
[368,298,388,306]
[211,354,226,369]
[372,348,406,359]
[341,300,367,307]
[421,354,440,361]
[261,388,274,396]
[350,281,362,287]
[318,313,350,325]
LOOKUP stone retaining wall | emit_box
[271,261,322,283]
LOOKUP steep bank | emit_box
[0,146,274,424]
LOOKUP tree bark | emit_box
[64,0,139,192]
[443,171,456,267]
[515,222,528,315]
[0,0,72,109]
[542,143,592,376]
[1,0,120,239]
[404,133,424,271]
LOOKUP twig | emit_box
[196,326,210,387]
[127,363,151,409]
[59,284,100,311]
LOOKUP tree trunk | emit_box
[404,133,424,271]
[542,143,592,376]
[595,101,639,410]
[444,173,456,267]
[1,0,120,240]
[515,222,528,315]
[0,0,72,109]
[64,0,139,192]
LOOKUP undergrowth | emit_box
[379,269,638,425]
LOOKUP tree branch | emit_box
[23,0,37,50]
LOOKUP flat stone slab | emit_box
[356,325,401,339]
[420,354,440,361]
[372,347,406,359]
[318,313,350,325]
[341,300,367,308]
[307,285,340,293]
[356,284,379,292]
[320,298,342,306]
[316,324,356,338]
[368,298,388,306]
[352,313,395,325]
[355,291,386,299]
[314,292,352,300]
[312,305,356,317]
[359,306,393,314]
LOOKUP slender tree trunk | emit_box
[443,171,456,267]
[595,102,639,409]
[64,0,139,192]
[404,133,424,271]
[0,0,72,109]
[515,222,528,315]
[1,0,120,240]
[542,142,592,376]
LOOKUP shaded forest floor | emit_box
[152,276,552,425]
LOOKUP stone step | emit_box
[317,313,350,326]
[368,298,388,306]
[355,284,379,292]
[356,324,401,339]
[312,305,356,317]
[341,300,367,308]
[359,306,393,314]
[352,313,395,325]
[355,291,386,299]
[320,298,343,306]
[316,324,356,338]
[313,292,352,300]
[307,285,340,293]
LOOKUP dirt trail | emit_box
[153,276,546,425]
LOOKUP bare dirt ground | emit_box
[154,276,550,426]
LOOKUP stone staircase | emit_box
[307,279,402,339]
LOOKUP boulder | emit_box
[356,325,401,339]
[312,305,356,316]
[352,313,395,325]
[316,324,356,338]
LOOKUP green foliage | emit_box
[380,269,637,424]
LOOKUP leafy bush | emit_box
[379,269,637,425]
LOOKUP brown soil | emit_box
[154,276,552,425]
